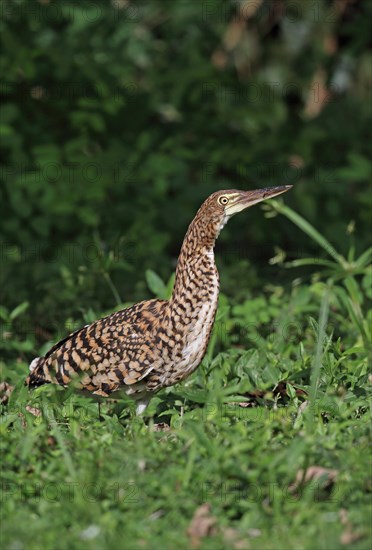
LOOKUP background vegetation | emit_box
[1,1,371,549]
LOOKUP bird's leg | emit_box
[135,397,150,416]
[98,401,104,421]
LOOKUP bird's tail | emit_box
[26,357,49,388]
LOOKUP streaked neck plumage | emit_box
[170,207,226,306]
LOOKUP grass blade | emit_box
[270,200,346,268]
[307,285,331,426]
[283,258,338,268]
[355,246,372,269]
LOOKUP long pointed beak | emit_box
[226,185,292,215]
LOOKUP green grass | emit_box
[1,208,371,550]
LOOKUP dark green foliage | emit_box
[1,0,371,325]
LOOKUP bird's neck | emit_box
[169,217,220,310]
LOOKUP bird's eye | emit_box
[218,196,229,206]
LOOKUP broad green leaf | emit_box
[9,301,29,321]
[145,269,167,299]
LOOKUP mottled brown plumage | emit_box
[27,186,292,413]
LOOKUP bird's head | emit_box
[180,185,293,255]
[195,186,292,239]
